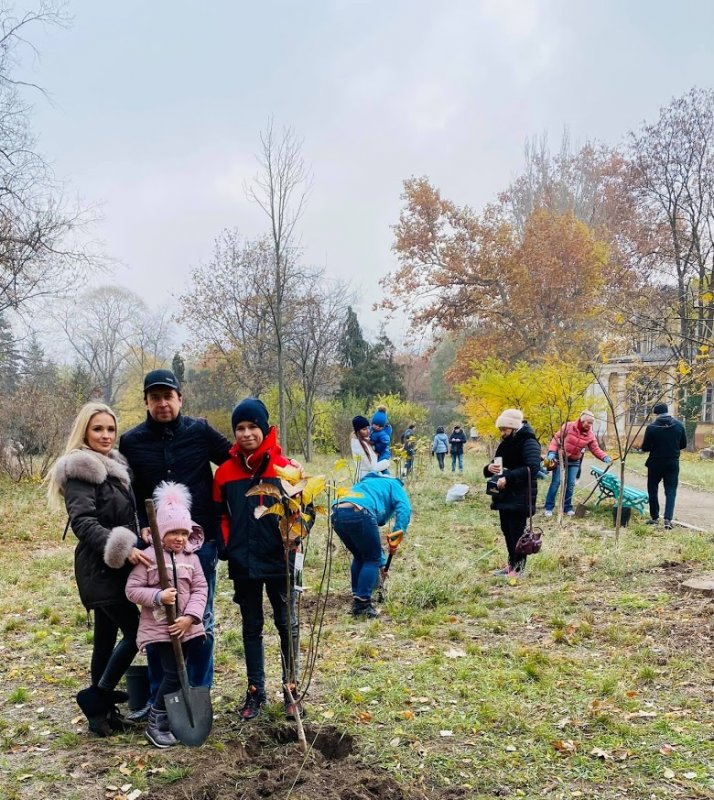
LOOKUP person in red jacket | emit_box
[544,410,612,517]
[213,398,306,722]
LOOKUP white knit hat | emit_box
[495,409,523,429]
[580,409,595,420]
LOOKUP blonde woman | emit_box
[48,403,150,736]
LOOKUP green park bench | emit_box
[589,466,649,516]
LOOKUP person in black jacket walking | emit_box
[641,402,687,529]
[483,409,541,579]
[48,403,150,736]
[449,424,467,473]
[119,369,232,693]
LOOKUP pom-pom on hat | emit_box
[352,415,370,433]
[653,402,668,415]
[495,409,523,429]
[371,409,388,427]
[154,481,194,537]
[231,397,269,435]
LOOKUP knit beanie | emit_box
[154,482,193,538]
[231,397,270,435]
[580,409,595,420]
[495,409,524,429]
[352,415,370,433]
[653,402,668,415]
[371,409,388,427]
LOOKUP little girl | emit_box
[126,482,208,748]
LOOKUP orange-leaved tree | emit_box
[382,178,613,374]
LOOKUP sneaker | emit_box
[505,568,520,581]
[664,520,673,530]
[645,518,659,525]
[566,510,575,517]
[543,510,553,517]
[239,685,266,721]
[491,565,510,576]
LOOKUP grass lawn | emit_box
[1,455,714,799]
[625,451,714,492]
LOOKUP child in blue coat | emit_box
[370,407,392,465]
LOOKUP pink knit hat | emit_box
[154,481,193,537]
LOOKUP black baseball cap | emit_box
[143,369,181,395]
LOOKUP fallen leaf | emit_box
[127,790,142,800]
[356,711,372,723]
[664,768,675,779]
[505,744,516,752]
[120,784,132,793]
[683,772,697,779]
[659,744,675,756]
[590,747,612,760]
[322,710,334,719]
[402,710,415,720]
[390,738,401,747]
[118,764,132,776]
[439,730,453,737]
[552,739,576,754]
[444,648,467,659]
[17,775,32,781]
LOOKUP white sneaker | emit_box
[566,510,575,517]
[544,510,553,517]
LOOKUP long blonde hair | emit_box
[46,402,118,509]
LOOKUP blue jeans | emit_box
[331,506,382,600]
[451,452,463,472]
[545,462,581,513]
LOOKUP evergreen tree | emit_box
[172,351,186,385]
[0,313,19,394]
[22,333,57,390]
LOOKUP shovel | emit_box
[574,462,614,518]
[145,499,213,747]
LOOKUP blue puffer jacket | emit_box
[333,473,412,533]
[119,414,231,541]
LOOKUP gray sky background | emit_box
[17,0,714,348]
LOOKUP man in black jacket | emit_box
[119,369,232,692]
[641,402,687,530]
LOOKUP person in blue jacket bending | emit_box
[330,473,411,619]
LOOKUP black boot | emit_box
[145,707,178,748]
[351,597,379,619]
[76,687,112,737]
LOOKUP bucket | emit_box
[124,665,150,710]
[612,506,631,527]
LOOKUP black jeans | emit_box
[498,510,528,571]
[647,460,680,521]
[435,452,446,471]
[145,637,205,711]
[92,601,140,690]
[233,577,299,692]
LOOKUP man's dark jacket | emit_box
[119,414,231,541]
[641,415,687,464]
[482,423,541,512]
[449,428,467,455]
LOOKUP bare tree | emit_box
[286,280,349,460]
[177,232,281,397]
[246,119,311,446]
[0,3,99,315]
[57,286,171,404]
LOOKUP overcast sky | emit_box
[17,0,714,347]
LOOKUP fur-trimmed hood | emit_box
[52,447,131,493]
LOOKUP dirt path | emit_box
[580,456,714,531]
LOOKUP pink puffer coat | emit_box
[126,525,207,651]
[547,421,607,463]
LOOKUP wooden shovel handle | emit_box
[145,499,187,672]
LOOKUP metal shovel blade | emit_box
[164,686,213,747]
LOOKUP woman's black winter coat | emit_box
[52,449,140,609]
[483,423,541,512]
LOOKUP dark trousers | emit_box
[233,577,299,692]
[331,506,382,600]
[91,601,139,690]
[498,510,528,571]
[647,460,679,521]
[145,637,205,711]
[435,452,446,470]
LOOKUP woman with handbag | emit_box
[484,409,541,580]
